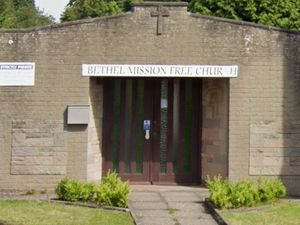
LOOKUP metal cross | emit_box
[151,5,170,35]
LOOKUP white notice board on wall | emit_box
[0,62,35,86]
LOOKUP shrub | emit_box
[258,178,287,202]
[95,171,130,208]
[229,180,260,208]
[206,175,231,209]
[55,172,130,207]
[206,175,286,209]
[55,178,69,200]
[55,178,95,202]
[63,179,83,202]
[79,182,96,202]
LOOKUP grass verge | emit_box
[0,200,134,225]
[221,202,300,225]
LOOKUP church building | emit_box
[0,2,299,195]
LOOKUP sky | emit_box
[35,0,70,22]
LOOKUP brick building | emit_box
[0,2,300,194]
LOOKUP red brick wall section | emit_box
[201,79,229,180]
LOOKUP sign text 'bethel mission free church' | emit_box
[82,64,238,78]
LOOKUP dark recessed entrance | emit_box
[102,78,202,184]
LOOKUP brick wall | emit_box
[228,28,300,195]
[202,79,228,179]
[0,2,299,192]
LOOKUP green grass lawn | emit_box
[0,200,134,225]
[221,202,300,225]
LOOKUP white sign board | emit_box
[82,64,238,78]
[0,62,35,86]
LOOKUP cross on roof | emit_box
[151,5,170,35]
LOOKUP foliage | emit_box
[95,171,130,207]
[188,0,300,30]
[258,177,287,202]
[55,178,69,200]
[206,175,232,209]
[12,0,34,9]
[0,0,54,28]
[61,0,133,22]
[229,180,260,208]
[55,171,130,207]
[0,200,134,225]
[55,178,96,202]
[62,0,299,30]
[206,175,287,209]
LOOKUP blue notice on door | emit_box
[143,120,151,130]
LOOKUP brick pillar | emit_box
[87,78,103,182]
[201,79,229,180]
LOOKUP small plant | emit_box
[258,178,287,202]
[229,180,260,208]
[40,189,48,195]
[55,172,130,208]
[61,179,82,202]
[55,178,69,201]
[55,178,96,202]
[25,189,36,195]
[80,182,96,202]
[206,175,231,209]
[95,171,130,207]
[206,175,287,209]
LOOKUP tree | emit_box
[0,0,18,28]
[61,0,299,31]
[0,0,54,28]
[12,0,34,9]
[188,0,300,30]
[61,0,131,22]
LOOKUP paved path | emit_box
[129,186,218,225]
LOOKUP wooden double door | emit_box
[102,78,201,184]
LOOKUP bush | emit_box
[258,178,287,202]
[206,175,287,209]
[206,175,231,209]
[55,178,95,202]
[79,182,96,202]
[55,178,69,200]
[230,180,260,208]
[95,171,130,208]
[55,172,130,208]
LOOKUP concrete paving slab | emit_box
[178,218,217,225]
[160,191,199,196]
[174,208,212,218]
[160,191,203,202]
[133,209,171,217]
[130,193,161,202]
[129,187,218,225]
[131,192,160,197]
[130,201,168,210]
[167,201,205,211]
[163,195,203,202]
[177,218,202,225]
[136,217,175,225]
